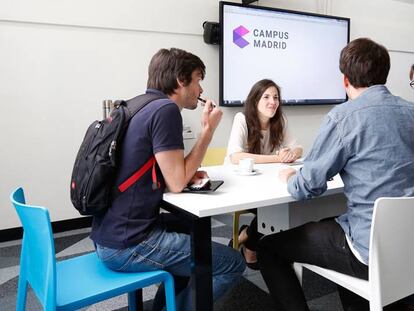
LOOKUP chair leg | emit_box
[16,278,27,311]
[164,274,177,311]
[369,298,382,311]
[232,212,241,249]
[232,210,254,249]
[293,263,303,286]
[127,289,143,311]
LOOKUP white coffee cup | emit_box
[239,158,255,173]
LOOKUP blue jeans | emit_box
[95,218,245,311]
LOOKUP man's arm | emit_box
[155,101,222,193]
[280,115,348,200]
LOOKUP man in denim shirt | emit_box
[258,38,414,311]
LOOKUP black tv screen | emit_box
[219,2,350,106]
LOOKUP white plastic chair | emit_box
[294,197,414,310]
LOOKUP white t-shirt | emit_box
[225,112,301,164]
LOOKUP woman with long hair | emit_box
[225,79,303,269]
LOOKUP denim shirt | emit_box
[288,85,414,264]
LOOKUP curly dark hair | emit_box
[244,79,285,154]
[147,48,205,95]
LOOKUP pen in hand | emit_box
[198,97,217,108]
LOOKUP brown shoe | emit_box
[240,246,260,270]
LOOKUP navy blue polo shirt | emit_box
[90,89,184,249]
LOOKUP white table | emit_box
[162,163,345,311]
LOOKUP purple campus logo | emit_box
[233,25,249,48]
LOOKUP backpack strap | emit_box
[115,93,166,194]
[118,156,158,192]
[124,93,167,119]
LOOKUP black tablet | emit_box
[183,180,224,193]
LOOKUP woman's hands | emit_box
[276,147,298,163]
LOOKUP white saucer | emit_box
[235,169,259,176]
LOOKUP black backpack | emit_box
[70,93,163,216]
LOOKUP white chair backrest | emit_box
[369,197,414,306]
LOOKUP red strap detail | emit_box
[152,160,158,187]
[118,156,156,193]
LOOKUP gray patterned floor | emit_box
[0,214,344,310]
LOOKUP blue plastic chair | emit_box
[11,187,176,311]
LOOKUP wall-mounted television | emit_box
[219,1,350,106]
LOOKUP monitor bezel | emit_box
[219,1,350,107]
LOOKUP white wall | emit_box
[1,0,413,230]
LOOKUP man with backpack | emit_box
[89,48,245,311]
